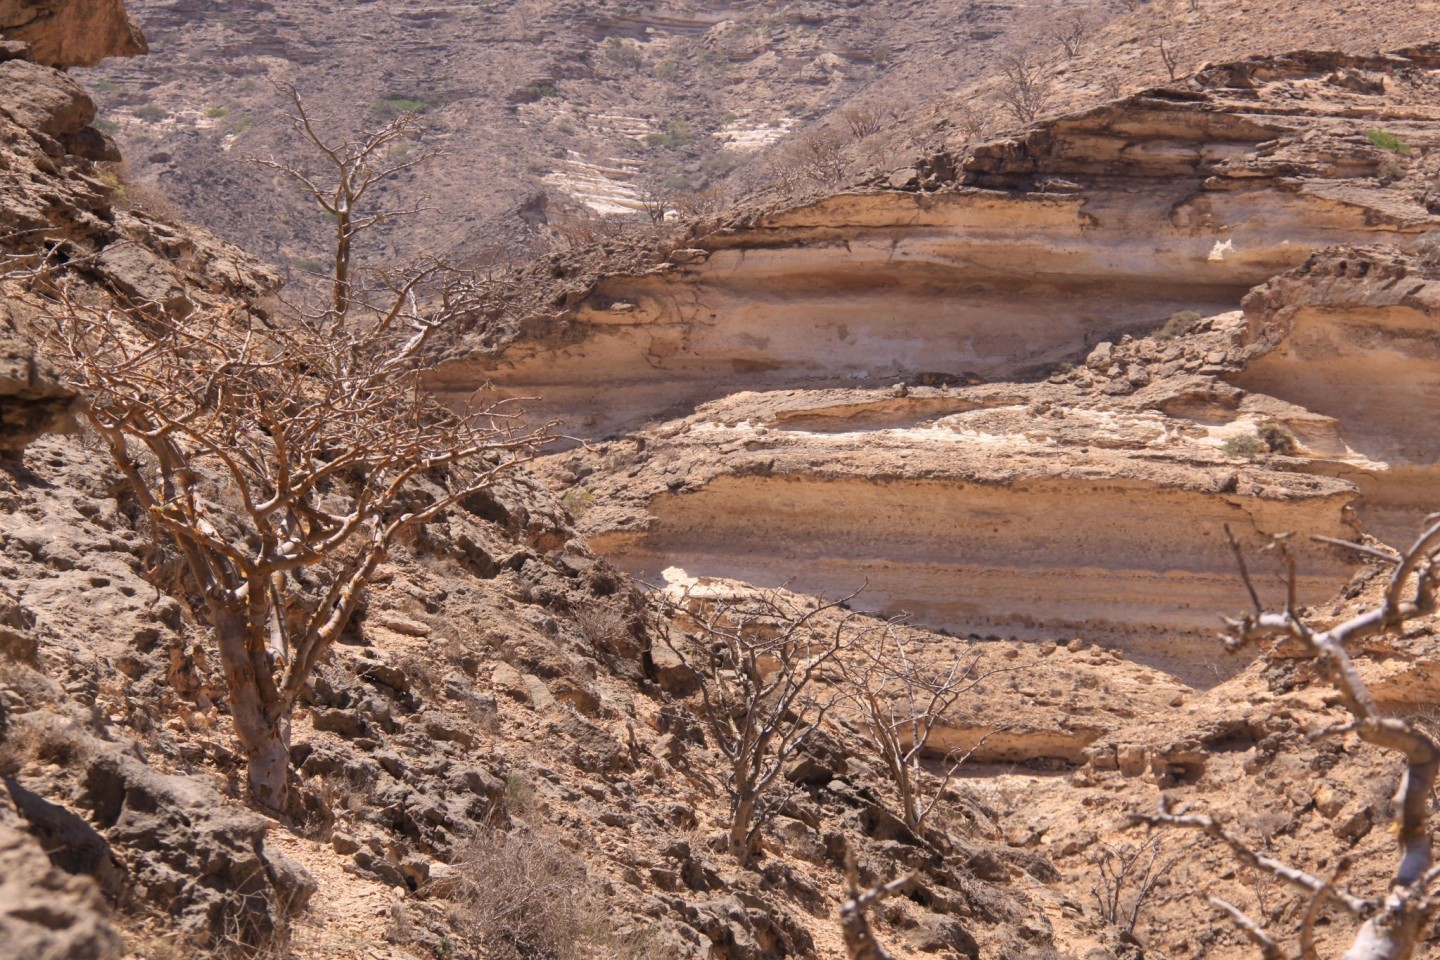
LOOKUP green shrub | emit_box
[134,103,167,123]
[1367,128,1411,154]
[1223,424,1297,459]
[644,118,693,150]
[1222,435,1264,459]
[372,97,427,120]
[522,83,558,102]
[293,259,327,275]
[1157,309,1202,340]
[233,116,255,136]
[204,106,229,119]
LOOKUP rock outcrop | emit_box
[439,46,1440,438]
[0,0,146,68]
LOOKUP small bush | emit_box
[450,827,608,960]
[1367,128,1411,154]
[1222,434,1265,459]
[1258,423,1297,455]
[204,107,230,119]
[561,487,596,517]
[645,118,693,150]
[1157,309,1202,340]
[1222,425,1295,459]
[522,83,558,102]
[372,97,427,119]
[134,103,168,123]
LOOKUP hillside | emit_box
[5,2,1440,960]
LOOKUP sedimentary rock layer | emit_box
[440,47,1440,437]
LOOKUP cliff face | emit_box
[0,0,145,67]
[440,47,1439,437]
[433,47,1440,684]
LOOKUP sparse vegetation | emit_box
[644,117,694,150]
[204,106,230,119]
[655,585,862,865]
[1157,309,1202,340]
[1367,128,1411,154]
[1221,434,1265,459]
[372,96,427,120]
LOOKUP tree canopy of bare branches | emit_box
[1137,521,1440,960]
[31,88,553,813]
[842,626,995,835]
[999,52,1055,125]
[654,584,865,865]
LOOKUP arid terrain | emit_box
[7,2,1440,960]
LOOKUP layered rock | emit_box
[439,46,1440,437]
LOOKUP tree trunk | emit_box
[730,792,758,864]
[244,714,291,813]
[213,608,291,813]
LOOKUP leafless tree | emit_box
[772,127,853,193]
[1159,40,1181,81]
[842,627,996,835]
[655,584,864,865]
[635,181,671,227]
[1089,838,1182,935]
[248,82,436,329]
[999,52,1055,125]
[671,184,729,220]
[1137,521,1440,960]
[1051,12,1089,59]
[31,91,553,813]
[841,103,885,140]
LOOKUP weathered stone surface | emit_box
[0,813,121,960]
[0,0,145,68]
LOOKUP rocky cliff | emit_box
[443,48,1440,685]
[7,6,1440,960]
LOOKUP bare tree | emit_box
[32,91,553,813]
[1159,40,1181,81]
[841,103,885,140]
[1137,521,1440,960]
[248,82,436,329]
[772,127,853,193]
[655,584,864,865]
[1051,12,1089,59]
[842,627,996,835]
[635,181,671,227]
[999,52,1055,125]
[1089,838,1182,936]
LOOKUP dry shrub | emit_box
[0,708,90,775]
[574,601,627,651]
[449,826,609,960]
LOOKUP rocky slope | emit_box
[7,4,1440,960]
[76,0,1057,276]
